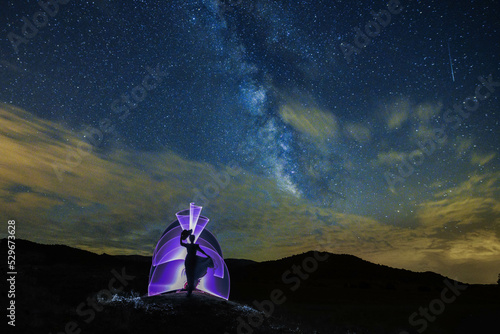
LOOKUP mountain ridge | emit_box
[2,238,466,285]
[1,238,498,333]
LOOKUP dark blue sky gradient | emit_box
[0,0,499,283]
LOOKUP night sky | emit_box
[1,0,499,284]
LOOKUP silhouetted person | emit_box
[180,230,214,296]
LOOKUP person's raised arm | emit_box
[180,232,187,247]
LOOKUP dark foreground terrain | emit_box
[1,239,498,333]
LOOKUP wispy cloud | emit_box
[453,136,473,157]
[471,152,497,166]
[371,150,408,167]
[1,104,499,283]
[344,122,371,143]
[382,97,411,130]
[279,102,338,142]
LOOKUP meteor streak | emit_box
[447,41,455,82]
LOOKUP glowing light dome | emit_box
[148,203,230,299]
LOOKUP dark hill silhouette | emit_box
[1,239,498,334]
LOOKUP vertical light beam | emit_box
[189,202,201,232]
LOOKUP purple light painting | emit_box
[148,203,230,299]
